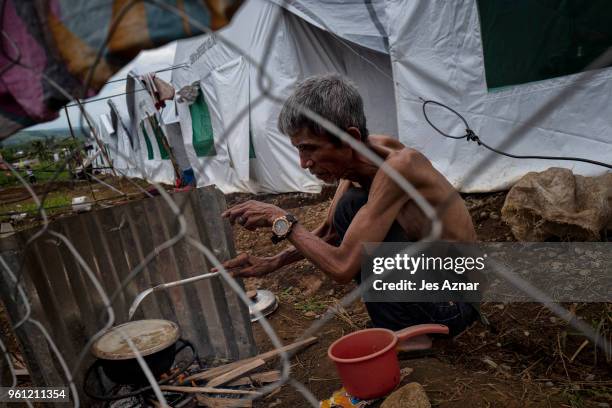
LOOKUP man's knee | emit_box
[333,187,368,240]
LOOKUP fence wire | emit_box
[0,1,611,407]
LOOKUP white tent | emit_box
[96,113,115,174]
[171,0,396,194]
[117,0,610,193]
[107,99,140,178]
[385,0,612,192]
[125,72,182,185]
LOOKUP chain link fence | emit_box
[1,1,611,406]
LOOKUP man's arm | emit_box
[269,179,351,268]
[218,180,351,276]
[287,154,414,283]
[271,221,335,266]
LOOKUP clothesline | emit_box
[65,64,188,107]
[104,63,188,84]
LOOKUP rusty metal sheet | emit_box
[0,186,256,403]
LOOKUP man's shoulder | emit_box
[367,134,405,149]
[384,147,429,171]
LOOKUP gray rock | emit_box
[381,382,431,408]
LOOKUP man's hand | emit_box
[212,253,279,277]
[222,200,287,231]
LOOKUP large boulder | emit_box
[502,167,612,241]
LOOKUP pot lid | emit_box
[92,319,180,360]
[249,290,278,322]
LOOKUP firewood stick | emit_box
[184,336,317,383]
[159,385,261,395]
[227,370,281,386]
[207,359,265,388]
[196,395,252,407]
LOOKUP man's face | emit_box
[290,128,349,183]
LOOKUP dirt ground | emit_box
[229,191,612,408]
[1,181,610,407]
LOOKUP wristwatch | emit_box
[271,213,298,244]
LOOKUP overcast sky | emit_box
[28,41,177,131]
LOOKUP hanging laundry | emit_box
[139,73,176,110]
[154,77,176,103]
[176,83,201,104]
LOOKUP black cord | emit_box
[422,100,470,140]
[421,99,612,170]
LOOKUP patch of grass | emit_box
[574,387,612,405]
[0,193,72,220]
[35,169,71,183]
[0,163,71,187]
[278,286,295,302]
[294,298,330,314]
[562,390,585,408]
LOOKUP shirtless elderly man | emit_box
[220,74,479,340]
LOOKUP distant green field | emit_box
[0,194,72,220]
[0,163,72,187]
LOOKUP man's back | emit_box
[330,134,476,242]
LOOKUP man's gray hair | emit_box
[278,74,368,145]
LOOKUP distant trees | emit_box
[1,132,83,166]
[30,140,50,162]
[0,146,16,163]
[57,137,81,152]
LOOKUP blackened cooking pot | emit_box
[91,319,180,385]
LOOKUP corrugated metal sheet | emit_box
[0,186,256,402]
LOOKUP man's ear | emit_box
[346,127,362,142]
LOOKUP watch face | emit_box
[273,218,290,236]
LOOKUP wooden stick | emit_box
[196,395,253,407]
[569,339,589,362]
[147,400,160,408]
[184,336,317,383]
[227,370,281,387]
[263,387,281,400]
[207,359,265,388]
[158,385,261,396]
